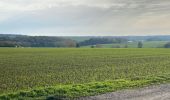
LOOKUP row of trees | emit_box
[164,42,170,48]
[1,34,170,48]
[79,38,128,46]
[0,36,77,47]
[0,36,144,48]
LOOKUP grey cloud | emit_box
[0,0,170,36]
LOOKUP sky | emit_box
[0,0,170,36]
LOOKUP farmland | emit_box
[0,48,170,99]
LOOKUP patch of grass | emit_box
[0,74,169,100]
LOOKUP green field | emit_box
[0,48,170,99]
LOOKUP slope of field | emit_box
[0,48,170,99]
[82,41,168,48]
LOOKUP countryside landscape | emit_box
[0,0,170,100]
[0,35,170,99]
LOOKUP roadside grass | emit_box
[0,74,169,100]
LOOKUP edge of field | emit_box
[0,74,170,100]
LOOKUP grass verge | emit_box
[0,74,170,100]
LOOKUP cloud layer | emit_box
[0,0,170,36]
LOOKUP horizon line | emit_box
[1,33,170,37]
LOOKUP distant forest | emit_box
[79,38,128,46]
[0,34,76,47]
[0,34,128,47]
[1,34,170,47]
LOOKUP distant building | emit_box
[128,41,133,43]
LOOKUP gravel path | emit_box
[78,84,170,100]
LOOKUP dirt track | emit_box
[78,84,170,100]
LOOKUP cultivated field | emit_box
[0,48,170,99]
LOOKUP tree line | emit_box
[0,35,128,47]
[1,34,170,48]
[79,38,128,46]
[0,35,76,47]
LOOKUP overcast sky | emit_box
[0,0,170,36]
